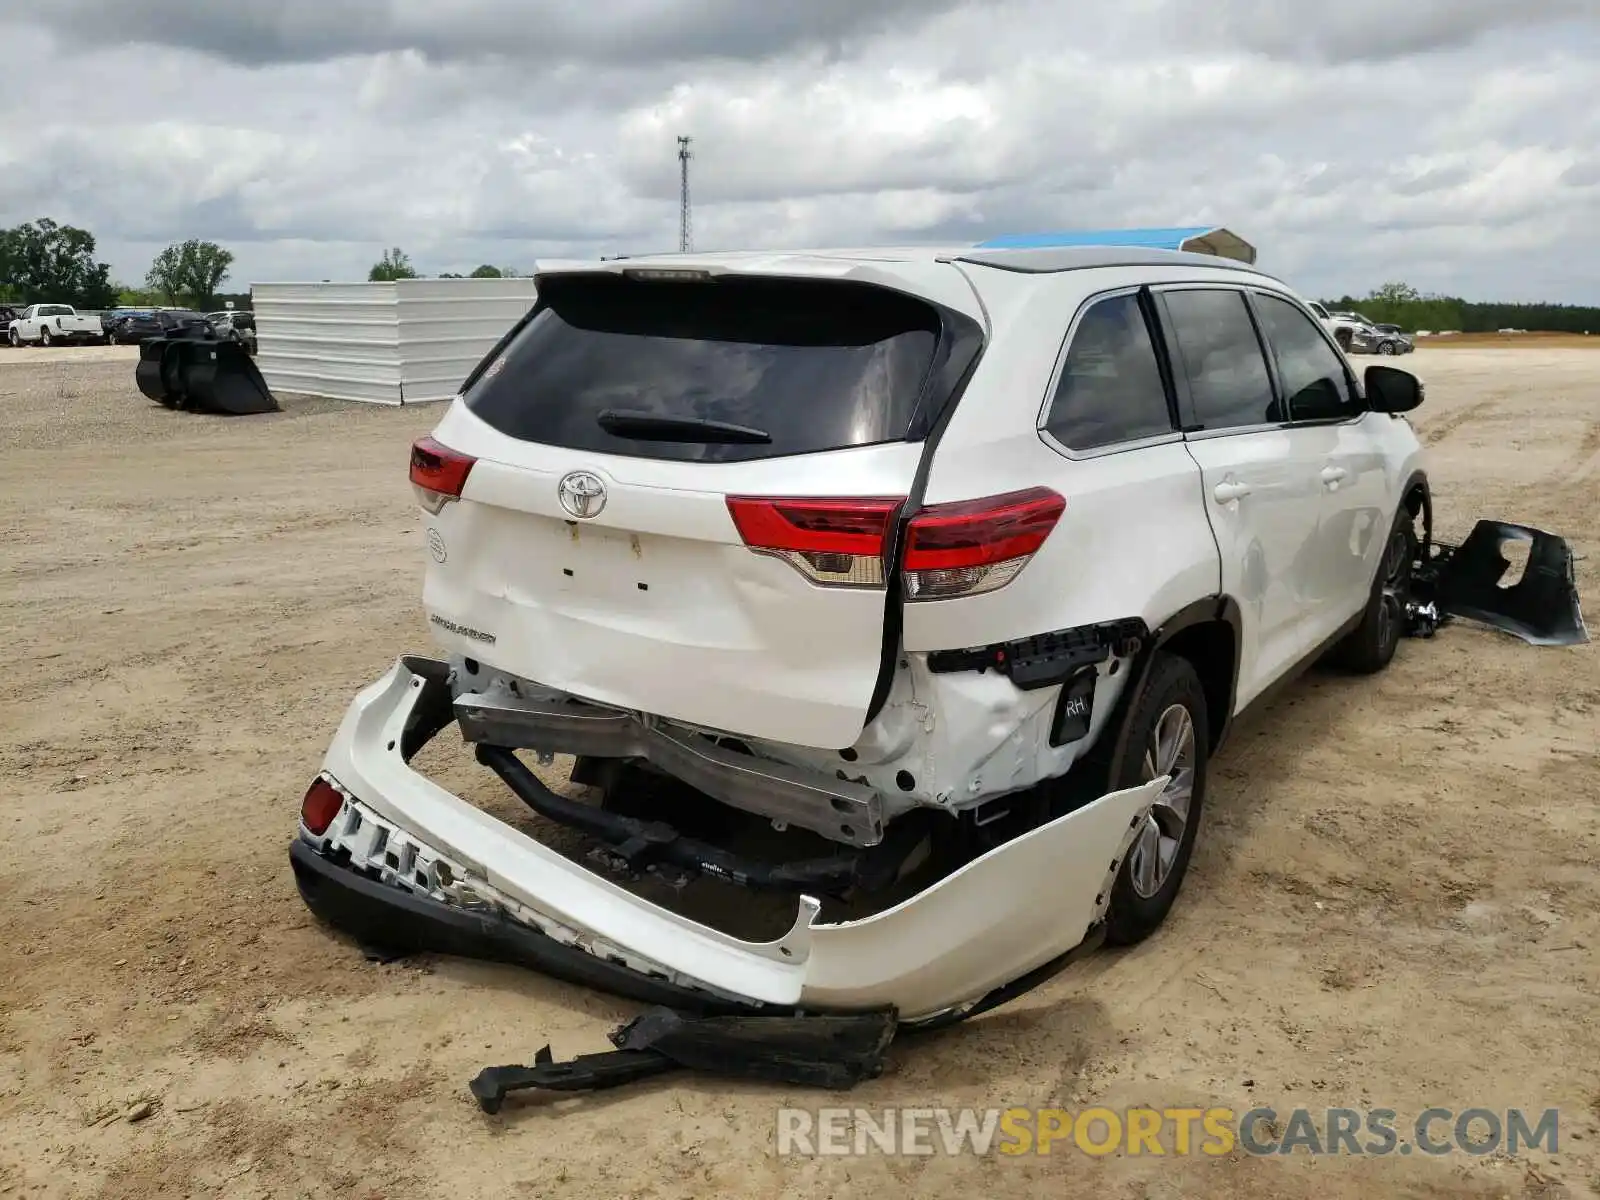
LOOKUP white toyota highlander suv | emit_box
[292,242,1449,1028]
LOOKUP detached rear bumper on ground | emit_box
[290,654,1165,1022]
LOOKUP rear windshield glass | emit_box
[461,273,942,462]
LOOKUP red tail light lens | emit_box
[726,496,905,588]
[901,487,1065,600]
[410,436,476,514]
[300,776,346,836]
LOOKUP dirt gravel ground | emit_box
[1,344,1597,1200]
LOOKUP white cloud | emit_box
[1,0,1597,301]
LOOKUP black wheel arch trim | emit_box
[1400,468,1432,548]
[1101,595,1244,774]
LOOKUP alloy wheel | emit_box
[1129,703,1197,899]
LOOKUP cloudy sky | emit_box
[4,0,1598,302]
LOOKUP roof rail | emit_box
[973,226,1256,265]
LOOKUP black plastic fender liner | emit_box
[1427,521,1588,646]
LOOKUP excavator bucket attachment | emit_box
[133,331,280,416]
[134,337,181,408]
[182,338,280,415]
[1417,521,1588,646]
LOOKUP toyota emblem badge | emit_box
[557,470,607,519]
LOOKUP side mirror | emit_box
[1364,364,1424,413]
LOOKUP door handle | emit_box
[1213,480,1252,504]
[1320,466,1348,487]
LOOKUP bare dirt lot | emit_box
[2,345,1597,1199]
[1417,333,1600,350]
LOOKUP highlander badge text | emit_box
[430,614,496,645]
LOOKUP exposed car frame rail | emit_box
[475,743,928,895]
[455,688,887,847]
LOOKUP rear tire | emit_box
[40,327,53,347]
[1102,653,1210,947]
[1329,508,1417,674]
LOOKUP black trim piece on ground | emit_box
[465,927,1109,1112]
[470,1005,899,1113]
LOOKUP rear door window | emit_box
[1043,292,1174,451]
[1160,289,1277,431]
[1252,293,1360,422]
[462,274,945,463]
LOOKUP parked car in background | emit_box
[7,303,106,346]
[1306,301,1366,352]
[103,308,155,344]
[0,305,23,344]
[107,308,210,342]
[1362,323,1415,356]
[206,309,257,354]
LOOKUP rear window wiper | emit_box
[596,409,772,444]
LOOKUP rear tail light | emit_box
[727,487,1063,599]
[901,487,1065,600]
[726,496,904,588]
[300,776,346,836]
[410,436,476,514]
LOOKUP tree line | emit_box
[5,219,1594,326]
[0,219,118,309]
[1320,282,1600,335]
[368,246,527,281]
[0,218,237,310]
[0,222,527,311]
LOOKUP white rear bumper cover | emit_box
[306,657,1162,1022]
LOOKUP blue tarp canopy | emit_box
[974,226,1257,265]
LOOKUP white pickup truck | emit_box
[7,303,106,347]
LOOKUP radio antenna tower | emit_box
[677,135,693,253]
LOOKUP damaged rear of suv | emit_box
[290,243,1588,1042]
